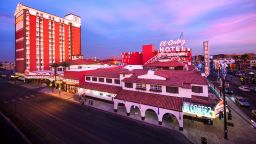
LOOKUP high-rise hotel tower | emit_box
[14,3,82,73]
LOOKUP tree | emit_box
[60,61,70,71]
[50,63,59,81]
[233,55,239,60]
[241,54,249,61]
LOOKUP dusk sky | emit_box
[1,0,256,61]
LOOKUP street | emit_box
[0,79,191,144]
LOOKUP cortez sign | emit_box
[183,102,215,118]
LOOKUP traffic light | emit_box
[228,112,232,120]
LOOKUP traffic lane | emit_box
[1,86,191,144]
[18,94,190,144]
[210,80,256,121]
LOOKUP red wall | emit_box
[29,15,36,71]
[43,19,49,70]
[64,25,69,61]
[55,22,60,63]
[15,28,25,72]
[142,44,155,64]
[72,26,81,55]
[121,52,143,65]
[64,70,92,85]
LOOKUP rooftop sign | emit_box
[159,39,189,53]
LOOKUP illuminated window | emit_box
[136,83,146,90]
[125,83,133,88]
[192,86,203,93]
[150,85,162,92]
[166,87,179,93]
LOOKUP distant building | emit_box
[14,3,82,73]
[0,61,15,70]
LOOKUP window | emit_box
[125,83,133,88]
[92,77,97,81]
[86,76,91,81]
[99,78,104,82]
[166,87,179,93]
[106,78,112,83]
[136,83,146,90]
[100,93,103,96]
[78,66,82,69]
[150,85,162,92]
[114,79,120,84]
[192,86,203,93]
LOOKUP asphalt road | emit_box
[0,79,191,144]
[208,72,256,121]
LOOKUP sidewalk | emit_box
[18,82,256,144]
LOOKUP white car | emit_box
[238,86,250,92]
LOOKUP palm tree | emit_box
[50,63,59,81]
[60,61,70,71]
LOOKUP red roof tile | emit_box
[85,67,130,78]
[80,82,122,94]
[115,90,183,112]
[123,70,207,88]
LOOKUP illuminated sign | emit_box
[159,39,189,53]
[203,41,209,76]
[183,102,215,118]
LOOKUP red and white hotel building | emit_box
[14,3,82,73]
[77,62,221,130]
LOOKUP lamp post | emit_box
[220,63,228,139]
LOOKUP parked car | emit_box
[225,88,234,94]
[252,110,256,117]
[235,96,250,107]
[238,86,250,92]
[250,87,256,93]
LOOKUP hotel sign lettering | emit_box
[159,39,189,53]
[183,102,215,118]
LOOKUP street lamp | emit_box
[219,62,228,139]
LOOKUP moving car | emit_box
[225,88,234,94]
[235,96,250,107]
[250,87,256,93]
[252,110,256,117]
[238,86,250,92]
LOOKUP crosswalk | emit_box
[1,94,40,104]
